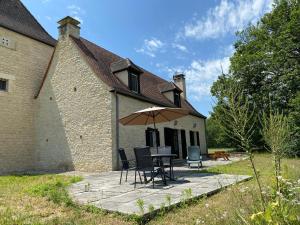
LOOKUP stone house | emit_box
[0,0,207,174]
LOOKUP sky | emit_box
[23,0,273,117]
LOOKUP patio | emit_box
[67,156,251,216]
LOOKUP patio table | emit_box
[151,153,177,185]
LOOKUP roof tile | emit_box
[71,36,206,118]
[0,0,56,46]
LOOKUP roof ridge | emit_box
[18,0,56,43]
[0,0,56,46]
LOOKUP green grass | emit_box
[0,154,299,225]
[0,174,132,225]
[208,148,236,153]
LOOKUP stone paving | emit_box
[67,157,251,215]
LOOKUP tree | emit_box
[206,116,232,148]
[211,0,300,149]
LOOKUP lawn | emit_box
[0,153,299,225]
[207,148,236,153]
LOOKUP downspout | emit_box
[114,90,120,169]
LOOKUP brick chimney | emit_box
[57,16,80,38]
[173,72,186,99]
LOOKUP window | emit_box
[0,79,8,91]
[145,128,160,147]
[174,91,181,107]
[128,72,140,93]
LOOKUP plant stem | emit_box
[249,153,266,212]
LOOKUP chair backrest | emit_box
[118,148,129,170]
[158,146,171,155]
[187,146,201,161]
[158,146,172,164]
[134,147,153,170]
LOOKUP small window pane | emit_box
[129,73,139,93]
[0,79,7,91]
[174,91,181,107]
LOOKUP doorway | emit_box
[181,130,187,159]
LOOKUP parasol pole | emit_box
[152,112,159,154]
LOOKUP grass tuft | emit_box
[27,175,82,206]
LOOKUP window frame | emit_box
[0,78,8,92]
[128,72,140,93]
[145,127,160,147]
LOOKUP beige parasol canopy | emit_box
[119,106,189,126]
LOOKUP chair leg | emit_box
[120,169,123,184]
[134,170,137,188]
[138,171,143,184]
[152,171,154,188]
[125,169,128,182]
[143,171,148,183]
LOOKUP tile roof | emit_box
[158,82,182,93]
[71,37,206,119]
[0,0,56,46]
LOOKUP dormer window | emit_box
[110,58,143,94]
[174,91,181,107]
[129,72,140,93]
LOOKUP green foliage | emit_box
[206,116,232,148]
[148,204,155,213]
[27,175,82,206]
[136,198,145,215]
[181,188,193,203]
[288,91,300,156]
[165,194,172,207]
[262,110,291,156]
[247,178,300,225]
[211,0,300,149]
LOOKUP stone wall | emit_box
[112,94,207,168]
[35,36,114,172]
[0,27,53,174]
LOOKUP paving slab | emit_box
[67,157,251,216]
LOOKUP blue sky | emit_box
[23,0,272,117]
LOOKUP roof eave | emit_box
[111,88,206,119]
[0,24,57,47]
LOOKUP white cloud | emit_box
[183,0,273,40]
[184,57,230,100]
[45,16,52,21]
[156,54,230,101]
[136,38,164,57]
[67,5,85,23]
[172,43,188,52]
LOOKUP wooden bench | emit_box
[209,151,230,161]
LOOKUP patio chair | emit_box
[158,146,174,178]
[187,146,202,169]
[118,148,142,184]
[134,147,159,188]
